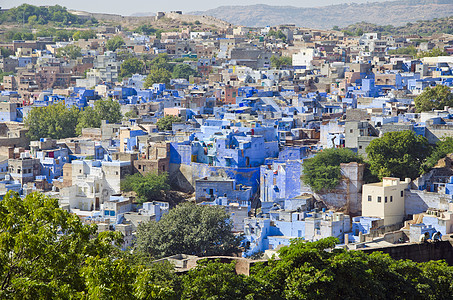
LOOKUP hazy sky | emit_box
[1,0,385,15]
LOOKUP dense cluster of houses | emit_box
[1,20,453,254]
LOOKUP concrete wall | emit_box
[405,190,450,216]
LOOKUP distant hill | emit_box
[340,16,453,36]
[189,0,453,29]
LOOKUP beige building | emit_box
[362,177,410,226]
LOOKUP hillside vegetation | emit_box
[0,4,97,26]
[339,16,453,36]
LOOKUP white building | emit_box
[362,177,410,226]
[292,48,319,70]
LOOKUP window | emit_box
[350,129,353,133]
[401,191,404,197]
[377,196,381,203]
[385,197,387,203]
[368,195,372,202]
[390,196,393,202]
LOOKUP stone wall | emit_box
[360,240,453,265]
[315,162,365,215]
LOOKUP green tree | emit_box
[72,30,96,41]
[25,102,79,140]
[172,64,198,80]
[120,57,143,79]
[55,44,82,59]
[76,106,98,135]
[136,202,241,258]
[270,55,292,69]
[134,24,164,39]
[387,46,418,57]
[144,67,172,88]
[0,191,124,298]
[106,35,125,52]
[181,259,253,300]
[302,148,364,192]
[94,99,123,123]
[366,130,430,180]
[76,100,122,135]
[156,115,182,131]
[82,257,135,299]
[417,47,448,58]
[124,109,139,119]
[422,136,453,172]
[267,30,286,42]
[0,47,13,58]
[121,172,171,204]
[249,237,453,299]
[149,53,173,71]
[133,261,178,299]
[27,15,37,26]
[414,85,453,112]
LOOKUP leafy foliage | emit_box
[0,47,13,58]
[25,100,122,140]
[0,4,95,25]
[181,259,254,300]
[144,68,172,88]
[267,30,287,42]
[422,137,453,172]
[135,24,164,39]
[133,261,178,299]
[120,57,144,79]
[156,115,183,131]
[387,46,418,56]
[136,202,242,258]
[414,85,453,112]
[250,237,453,299]
[107,35,125,52]
[0,191,123,298]
[34,28,75,42]
[417,48,448,58]
[72,30,96,41]
[25,102,80,140]
[339,16,453,36]
[172,64,198,80]
[270,55,292,69]
[302,148,364,192]
[148,54,173,72]
[55,44,82,59]
[76,100,122,135]
[366,130,430,180]
[121,172,171,204]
